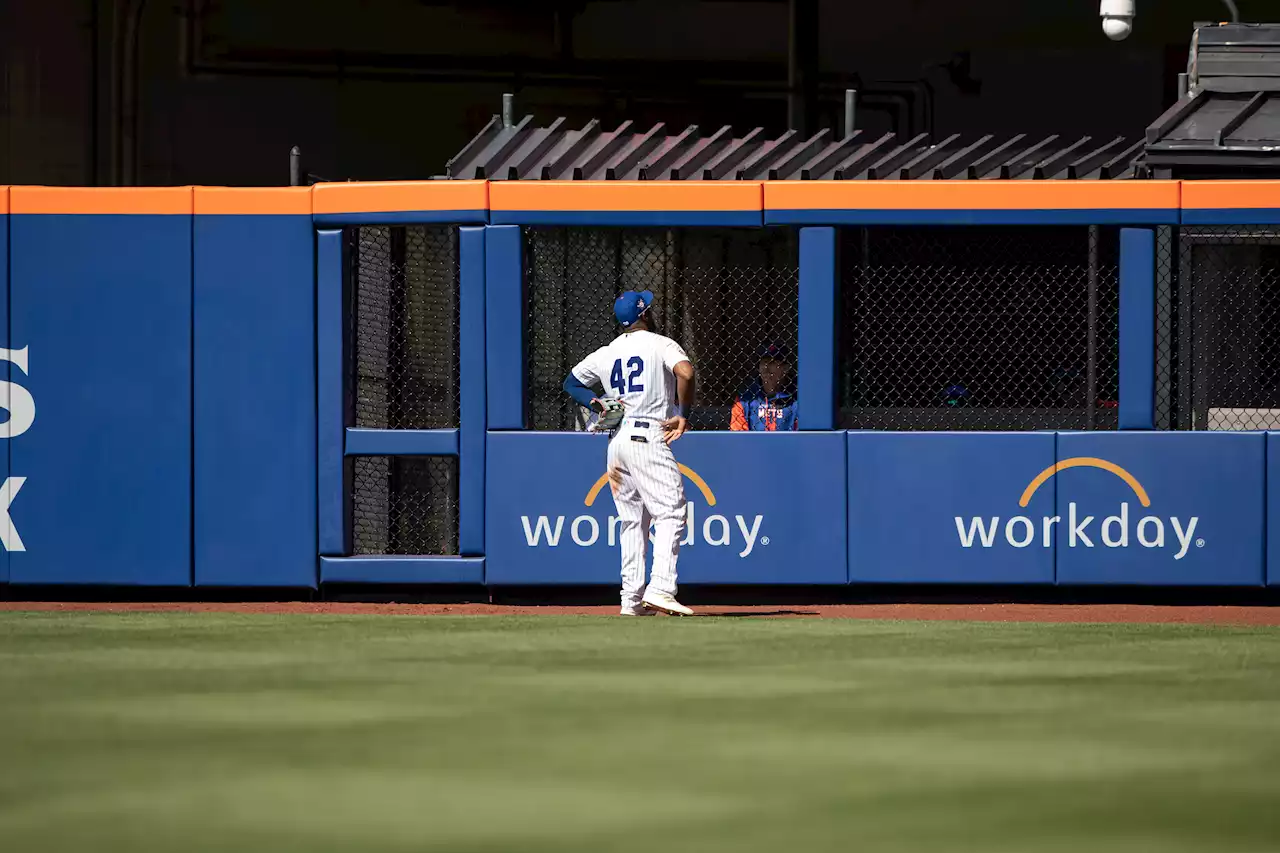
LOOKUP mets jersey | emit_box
[730,383,799,431]
[570,330,690,424]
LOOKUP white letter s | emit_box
[0,347,35,438]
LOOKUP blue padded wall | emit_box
[848,432,1057,584]
[193,214,316,586]
[486,431,847,585]
[1055,432,1264,586]
[9,214,192,585]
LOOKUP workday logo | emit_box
[520,465,767,557]
[954,457,1202,560]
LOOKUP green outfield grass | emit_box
[2,612,1280,852]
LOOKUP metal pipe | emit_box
[1086,226,1100,429]
[106,0,125,184]
[844,89,857,138]
[119,0,148,185]
[289,146,302,186]
[502,93,515,129]
[89,0,101,184]
[787,0,800,130]
[1177,72,1189,100]
[787,0,817,134]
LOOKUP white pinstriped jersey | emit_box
[570,330,690,424]
[606,417,685,604]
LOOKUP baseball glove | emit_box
[589,398,626,432]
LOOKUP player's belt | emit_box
[607,417,654,439]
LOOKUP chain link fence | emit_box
[350,226,460,430]
[1165,226,1280,431]
[525,227,799,431]
[839,225,1120,431]
[1154,226,1180,430]
[347,225,461,556]
[351,456,459,555]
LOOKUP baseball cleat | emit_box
[620,603,652,616]
[641,591,694,617]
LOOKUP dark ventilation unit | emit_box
[1143,23,1280,178]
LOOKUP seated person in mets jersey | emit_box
[730,343,798,431]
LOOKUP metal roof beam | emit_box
[1145,93,1204,144]
[480,115,535,180]
[511,117,568,180]
[540,119,602,180]
[1065,136,1129,179]
[769,129,832,179]
[1001,135,1059,179]
[1032,135,1093,179]
[702,128,767,179]
[832,133,898,179]
[965,134,1026,179]
[638,125,700,178]
[1099,139,1144,178]
[897,133,961,179]
[668,126,733,180]
[864,134,929,179]
[446,115,502,179]
[574,121,635,180]
[1215,91,1268,146]
[799,131,865,180]
[605,123,666,180]
[735,130,799,179]
[929,135,994,179]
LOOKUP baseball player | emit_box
[561,290,697,616]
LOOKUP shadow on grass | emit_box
[695,610,819,618]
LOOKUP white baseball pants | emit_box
[606,421,687,606]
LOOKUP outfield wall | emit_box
[0,180,1276,588]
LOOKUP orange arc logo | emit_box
[584,465,717,507]
[1018,457,1151,508]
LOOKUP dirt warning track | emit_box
[1,600,1279,626]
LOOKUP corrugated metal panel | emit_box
[446,116,1142,181]
[1141,23,1280,175]
[1191,22,1280,94]
[1146,90,1280,148]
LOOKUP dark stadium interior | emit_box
[0,0,1235,187]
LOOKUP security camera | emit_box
[1101,0,1135,40]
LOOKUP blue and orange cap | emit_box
[614,290,654,327]
[758,342,791,362]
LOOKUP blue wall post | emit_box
[0,196,7,583]
[798,226,838,430]
[485,225,525,429]
[193,209,317,587]
[1119,227,1156,430]
[459,227,486,556]
[316,229,349,556]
